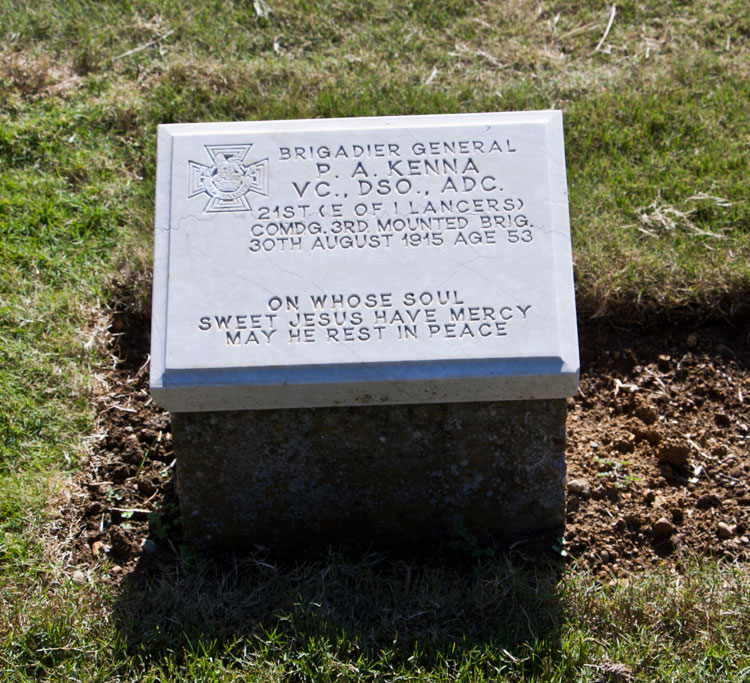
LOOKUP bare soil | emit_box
[567,320,750,575]
[60,294,750,576]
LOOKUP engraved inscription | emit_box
[233,136,536,254]
[196,290,533,349]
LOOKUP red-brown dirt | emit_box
[566,321,750,575]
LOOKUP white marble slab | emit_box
[150,111,579,411]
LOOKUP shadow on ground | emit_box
[112,548,565,671]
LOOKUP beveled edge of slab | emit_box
[152,356,578,411]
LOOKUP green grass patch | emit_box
[1,555,749,681]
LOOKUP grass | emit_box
[0,0,749,680]
[2,553,750,681]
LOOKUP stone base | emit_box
[171,399,567,554]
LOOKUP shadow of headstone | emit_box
[113,548,565,675]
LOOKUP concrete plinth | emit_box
[172,399,567,553]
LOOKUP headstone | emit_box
[151,111,578,552]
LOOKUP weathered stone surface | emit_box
[172,399,567,553]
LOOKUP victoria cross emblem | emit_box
[188,144,268,212]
